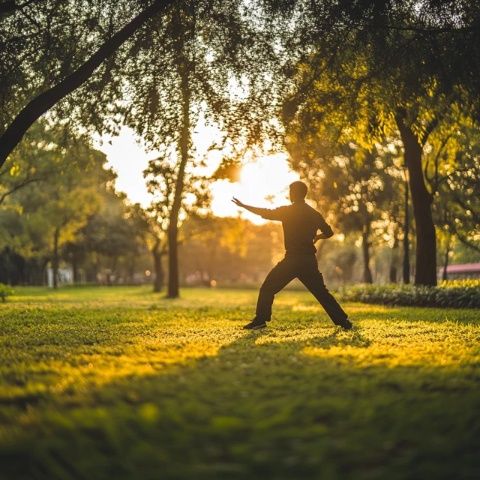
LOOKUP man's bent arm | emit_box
[316,214,334,239]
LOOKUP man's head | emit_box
[289,181,308,203]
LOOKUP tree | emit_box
[2,0,274,296]
[0,121,75,206]
[143,151,210,294]
[427,112,480,255]
[29,149,109,287]
[278,0,480,285]
[120,0,270,297]
[0,134,114,287]
[127,203,168,293]
[63,188,149,286]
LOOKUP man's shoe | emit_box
[337,318,353,330]
[243,319,267,330]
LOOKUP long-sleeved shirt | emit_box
[258,201,333,255]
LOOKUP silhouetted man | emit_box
[232,181,352,330]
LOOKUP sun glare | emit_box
[98,127,299,223]
[211,153,299,224]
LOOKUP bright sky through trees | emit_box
[98,127,299,224]
[210,153,299,223]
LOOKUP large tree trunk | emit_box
[0,0,175,170]
[361,222,373,284]
[167,55,191,298]
[52,227,60,289]
[152,239,164,293]
[396,113,437,286]
[402,172,411,284]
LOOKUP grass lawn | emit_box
[0,286,479,480]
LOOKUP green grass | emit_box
[0,286,479,480]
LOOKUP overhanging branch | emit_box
[0,0,175,170]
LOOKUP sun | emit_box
[210,153,299,223]
[98,127,300,223]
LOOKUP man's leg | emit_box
[255,258,297,323]
[298,260,350,326]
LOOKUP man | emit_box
[232,180,353,330]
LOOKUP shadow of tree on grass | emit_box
[1,326,478,480]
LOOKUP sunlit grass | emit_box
[0,286,479,479]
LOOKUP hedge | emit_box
[338,280,480,309]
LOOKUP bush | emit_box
[339,280,480,308]
[0,283,14,303]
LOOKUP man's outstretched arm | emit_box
[232,197,282,220]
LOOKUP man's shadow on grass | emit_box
[240,325,371,350]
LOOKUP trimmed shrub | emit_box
[339,280,480,308]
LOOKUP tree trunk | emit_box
[402,171,411,284]
[40,257,49,287]
[52,227,60,289]
[389,225,399,283]
[128,258,135,284]
[396,113,437,286]
[442,234,451,281]
[167,52,191,298]
[0,0,175,170]
[152,239,164,293]
[72,255,79,284]
[361,222,373,284]
[167,222,179,297]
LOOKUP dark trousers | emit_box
[255,254,348,325]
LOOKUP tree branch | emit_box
[0,0,175,171]
[455,230,480,253]
[424,132,453,195]
[0,174,44,204]
[420,116,439,146]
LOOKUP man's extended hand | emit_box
[232,197,245,209]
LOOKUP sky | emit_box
[97,127,299,224]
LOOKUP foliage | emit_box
[0,125,133,285]
[0,134,111,251]
[0,283,13,302]
[142,152,211,243]
[288,135,403,283]
[277,1,480,286]
[65,191,149,285]
[0,287,478,479]
[0,1,147,133]
[429,113,480,253]
[339,281,480,308]
[0,121,75,206]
